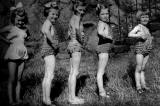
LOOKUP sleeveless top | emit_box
[97,21,113,45]
[5,26,28,60]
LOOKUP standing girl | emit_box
[0,2,28,105]
[128,10,153,93]
[41,2,59,106]
[96,4,113,98]
[67,0,86,104]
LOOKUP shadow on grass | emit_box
[95,74,109,96]
[51,67,68,100]
[122,61,136,89]
[76,74,90,96]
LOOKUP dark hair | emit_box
[44,6,59,17]
[72,0,86,14]
[10,9,28,25]
[10,10,16,24]
[96,4,108,16]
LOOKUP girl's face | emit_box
[51,1,58,7]
[99,8,109,22]
[140,14,149,25]
[76,5,85,16]
[48,8,59,24]
[16,7,25,16]
[15,16,25,28]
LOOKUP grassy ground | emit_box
[1,31,160,106]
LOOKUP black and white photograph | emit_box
[0,0,160,106]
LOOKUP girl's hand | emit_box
[51,40,59,49]
[105,35,112,40]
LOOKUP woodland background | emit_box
[0,0,160,106]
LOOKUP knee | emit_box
[97,70,105,76]
[43,72,54,82]
[70,69,79,77]
[8,75,16,83]
[141,66,145,71]
[136,65,142,72]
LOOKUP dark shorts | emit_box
[96,43,112,53]
[96,34,113,53]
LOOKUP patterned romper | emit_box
[67,15,85,54]
[96,21,113,53]
[41,19,58,58]
[129,24,153,56]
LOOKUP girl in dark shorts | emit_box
[96,4,113,98]
[128,10,153,94]
[41,1,59,105]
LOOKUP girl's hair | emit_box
[136,10,149,20]
[43,0,60,17]
[10,10,16,24]
[72,0,86,14]
[96,4,108,16]
[44,7,60,17]
[10,9,28,25]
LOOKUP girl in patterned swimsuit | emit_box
[0,2,28,105]
[128,10,153,94]
[96,4,113,98]
[67,0,86,104]
[41,1,59,105]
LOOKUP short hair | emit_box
[136,10,149,20]
[43,7,60,17]
[72,0,86,14]
[10,9,28,25]
[96,4,108,16]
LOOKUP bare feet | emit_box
[99,91,110,98]
[68,96,85,104]
[142,86,150,92]
[43,99,52,106]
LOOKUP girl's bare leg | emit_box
[135,54,144,90]
[141,55,149,89]
[97,53,109,97]
[42,55,56,105]
[16,62,24,103]
[68,52,84,104]
[8,61,17,104]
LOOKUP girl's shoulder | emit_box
[70,15,78,24]
[98,21,107,28]
[43,19,51,26]
[41,19,52,32]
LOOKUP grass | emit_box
[1,31,160,106]
[15,34,160,106]
[0,32,160,106]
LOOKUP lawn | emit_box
[1,31,160,106]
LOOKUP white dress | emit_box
[5,26,28,60]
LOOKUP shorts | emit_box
[96,43,112,53]
[41,38,58,58]
[67,39,82,54]
[135,41,152,56]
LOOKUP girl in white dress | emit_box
[0,3,28,105]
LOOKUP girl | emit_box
[0,4,28,105]
[41,2,59,106]
[128,10,153,94]
[67,0,86,104]
[96,4,113,98]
